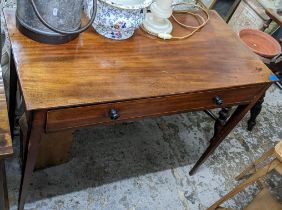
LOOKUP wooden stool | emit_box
[208,140,282,210]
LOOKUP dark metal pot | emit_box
[16,0,97,44]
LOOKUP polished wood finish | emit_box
[4,9,272,111]
[0,71,13,159]
[46,85,264,132]
[3,8,276,210]
[0,32,13,210]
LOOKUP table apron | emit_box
[46,85,265,132]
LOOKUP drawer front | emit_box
[46,86,263,132]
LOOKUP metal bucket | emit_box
[16,0,97,44]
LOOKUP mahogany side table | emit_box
[3,8,276,210]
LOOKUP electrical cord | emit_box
[141,2,210,40]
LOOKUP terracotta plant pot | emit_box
[239,28,281,58]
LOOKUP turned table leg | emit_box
[210,107,232,143]
[18,111,45,210]
[247,94,265,131]
[0,160,9,210]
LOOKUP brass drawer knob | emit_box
[109,109,120,120]
[213,96,223,105]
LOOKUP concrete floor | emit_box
[1,1,282,210]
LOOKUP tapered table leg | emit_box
[18,111,45,210]
[0,160,9,210]
[189,104,249,175]
[189,84,271,175]
[247,94,265,131]
[8,53,18,138]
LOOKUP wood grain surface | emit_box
[4,9,273,111]
[0,62,13,159]
[46,85,264,132]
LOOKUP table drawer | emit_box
[46,85,263,132]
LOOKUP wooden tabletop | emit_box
[4,9,273,111]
